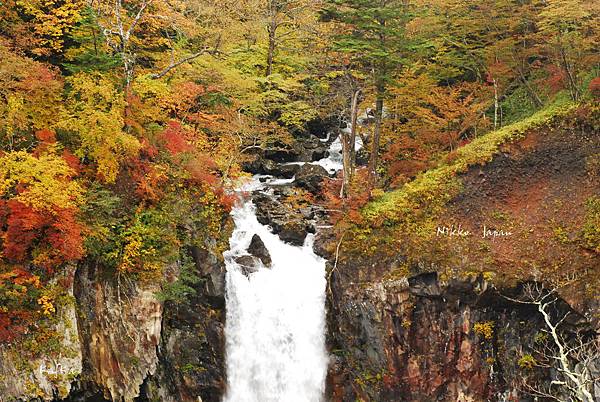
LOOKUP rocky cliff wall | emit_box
[324,116,600,401]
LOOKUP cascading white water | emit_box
[223,191,328,402]
[223,128,362,402]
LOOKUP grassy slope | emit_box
[363,98,578,227]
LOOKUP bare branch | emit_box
[150,48,214,79]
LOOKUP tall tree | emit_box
[322,0,409,185]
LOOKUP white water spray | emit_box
[223,128,362,402]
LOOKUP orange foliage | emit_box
[160,121,194,155]
[1,200,83,272]
[61,149,81,173]
[383,136,430,187]
[546,65,565,93]
[35,129,56,143]
[589,77,600,99]
[321,169,371,226]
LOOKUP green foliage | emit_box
[156,254,200,304]
[62,7,122,74]
[497,86,539,125]
[79,184,126,268]
[518,354,537,370]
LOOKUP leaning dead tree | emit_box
[503,283,600,401]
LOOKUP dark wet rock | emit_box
[278,220,309,246]
[294,163,329,193]
[262,159,300,178]
[253,193,314,246]
[325,272,582,402]
[242,157,300,178]
[234,255,260,276]
[263,142,302,163]
[247,234,271,266]
[408,272,441,297]
[311,148,329,161]
[355,146,369,166]
[306,116,337,139]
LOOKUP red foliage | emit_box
[383,136,430,188]
[62,149,81,173]
[589,77,600,99]
[321,169,371,226]
[2,200,83,272]
[3,200,49,261]
[0,310,31,342]
[35,129,56,143]
[546,65,565,93]
[214,187,235,213]
[160,121,193,155]
[140,138,159,160]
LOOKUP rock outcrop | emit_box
[253,192,314,246]
[326,273,574,401]
[72,262,163,402]
[0,267,82,401]
[294,163,329,194]
[248,234,271,267]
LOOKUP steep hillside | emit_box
[323,104,600,401]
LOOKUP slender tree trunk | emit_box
[559,44,579,101]
[340,127,350,198]
[369,92,384,186]
[266,20,277,76]
[493,78,499,129]
[340,89,361,198]
[349,89,360,178]
[518,71,543,108]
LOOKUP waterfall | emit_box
[223,128,361,402]
[223,191,328,402]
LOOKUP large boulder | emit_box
[247,234,271,266]
[242,157,300,178]
[253,193,312,246]
[263,141,302,162]
[294,163,329,194]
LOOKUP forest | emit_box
[0,0,599,401]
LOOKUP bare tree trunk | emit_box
[349,89,360,177]
[368,94,384,186]
[493,78,499,129]
[518,71,543,108]
[559,44,579,101]
[340,89,361,198]
[266,21,276,76]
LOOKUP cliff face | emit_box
[325,115,600,401]
[0,238,227,402]
[326,273,583,401]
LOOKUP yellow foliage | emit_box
[16,0,85,55]
[118,232,162,276]
[37,295,55,316]
[0,149,83,211]
[0,45,64,145]
[58,73,140,183]
[473,321,494,340]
